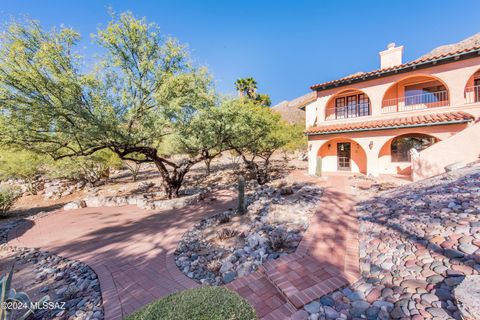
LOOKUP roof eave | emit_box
[311,48,480,92]
[305,118,473,136]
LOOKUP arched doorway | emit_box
[381,75,450,114]
[317,138,367,174]
[464,69,480,104]
[378,133,439,175]
[324,89,371,121]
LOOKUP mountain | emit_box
[271,92,315,125]
[419,32,480,60]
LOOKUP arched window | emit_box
[391,134,437,162]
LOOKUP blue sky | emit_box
[1,1,480,105]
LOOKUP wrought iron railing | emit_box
[381,90,449,113]
[465,85,480,104]
[325,102,370,121]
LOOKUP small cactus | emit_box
[237,176,246,215]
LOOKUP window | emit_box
[391,134,437,162]
[335,97,346,119]
[358,94,369,116]
[474,78,480,102]
[346,95,357,118]
[334,93,370,119]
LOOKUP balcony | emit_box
[325,103,370,120]
[381,90,449,114]
[465,85,480,104]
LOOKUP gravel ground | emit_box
[175,182,322,285]
[1,216,104,320]
[302,164,480,320]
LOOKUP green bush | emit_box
[126,286,256,320]
[282,123,307,153]
[0,149,47,194]
[47,150,122,185]
[0,186,21,216]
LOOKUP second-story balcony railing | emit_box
[325,102,370,121]
[381,90,449,114]
[465,85,480,104]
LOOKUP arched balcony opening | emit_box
[464,69,480,104]
[381,75,450,114]
[378,133,439,175]
[325,89,371,121]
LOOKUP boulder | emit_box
[219,261,233,273]
[444,162,465,173]
[453,275,480,320]
[63,200,87,211]
[84,196,107,207]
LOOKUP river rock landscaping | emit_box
[175,181,322,285]
[302,164,480,320]
[1,217,103,320]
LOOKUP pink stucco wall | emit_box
[306,56,480,180]
[412,121,480,180]
[307,122,471,176]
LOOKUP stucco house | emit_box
[304,36,480,181]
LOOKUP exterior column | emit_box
[365,143,380,177]
[307,141,316,175]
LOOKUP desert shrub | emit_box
[123,160,143,182]
[47,150,122,186]
[0,149,47,194]
[216,228,238,240]
[270,227,288,251]
[0,186,21,216]
[217,213,231,224]
[206,259,221,272]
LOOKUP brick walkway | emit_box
[8,173,359,320]
[227,172,360,319]
[8,190,236,320]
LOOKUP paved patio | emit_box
[226,173,360,319]
[8,190,235,319]
[8,172,360,320]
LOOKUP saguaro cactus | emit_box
[237,176,246,214]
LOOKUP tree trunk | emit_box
[154,161,190,199]
[204,158,212,175]
[115,147,198,199]
[242,158,267,185]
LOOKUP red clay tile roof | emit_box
[310,45,480,91]
[305,111,475,135]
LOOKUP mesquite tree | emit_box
[224,100,290,184]
[0,13,229,198]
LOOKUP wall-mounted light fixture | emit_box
[369,141,374,150]
[327,143,331,150]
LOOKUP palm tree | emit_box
[235,77,257,99]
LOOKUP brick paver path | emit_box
[227,172,360,319]
[8,172,359,320]
[8,190,236,319]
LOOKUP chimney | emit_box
[379,43,403,69]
